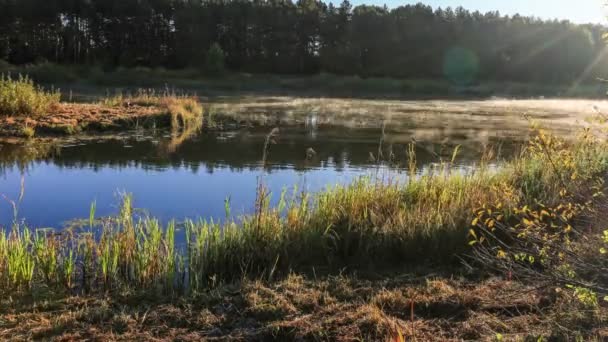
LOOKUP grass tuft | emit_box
[100,89,202,130]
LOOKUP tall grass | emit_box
[100,88,203,130]
[0,75,60,117]
[0,129,606,296]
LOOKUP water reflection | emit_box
[0,127,520,229]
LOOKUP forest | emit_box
[0,0,607,84]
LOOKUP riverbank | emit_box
[1,126,607,340]
[0,86,203,137]
[0,102,188,137]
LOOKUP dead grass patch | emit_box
[2,274,604,341]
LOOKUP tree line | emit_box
[0,0,606,84]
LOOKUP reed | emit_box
[4,227,36,289]
[100,88,203,130]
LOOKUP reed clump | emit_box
[100,88,202,130]
[0,75,60,117]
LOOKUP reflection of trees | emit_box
[0,129,522,174]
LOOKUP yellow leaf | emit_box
[469,229,478,239]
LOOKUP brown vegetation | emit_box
[0,98,202,137]
[1,274,605,341]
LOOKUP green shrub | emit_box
[0,75,60,117]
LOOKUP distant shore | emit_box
[2,63,607,101]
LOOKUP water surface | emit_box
[0,126,518,229]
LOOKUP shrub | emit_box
[470,129,608,306]
[0,75,60,117]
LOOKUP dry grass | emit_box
[1,274,605,341]
[0,90,203,136]
[99,89,203,131]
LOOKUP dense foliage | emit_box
[0,1,606,83]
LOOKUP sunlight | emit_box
[511,28,572,67]
[570,45,608,92]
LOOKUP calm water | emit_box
[0,127,517,229]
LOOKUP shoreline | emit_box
[0,102,176,137]
[0,95,203,138]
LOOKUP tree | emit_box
[0,0,606,85]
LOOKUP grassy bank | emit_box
[0,127,607,339]
[1,127,607,287]
[0,78,203,137]
[1,62,606,99]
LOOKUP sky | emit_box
[345,0,607,24]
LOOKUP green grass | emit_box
[0,74,60,117]
[0,127,606,297]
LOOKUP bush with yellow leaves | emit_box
[470,128,608,307]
